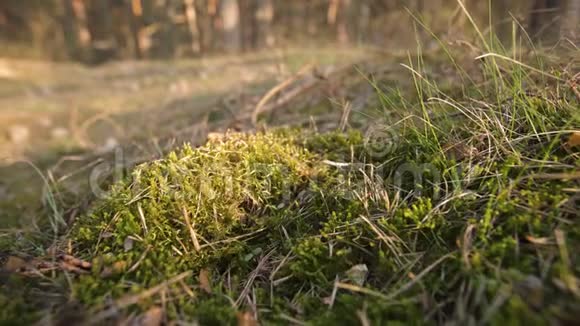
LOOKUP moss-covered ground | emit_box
[1,45,579,325]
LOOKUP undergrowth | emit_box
[59,66,579,324]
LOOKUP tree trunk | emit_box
[562,0,580,41]
[336,0,351,45]
[255,0,274,48]
[305,0,319,36]
[125,0,143,59]
[238,0,254,50]
[197,0,215,53]
[491,0,511,45]
[70,0,93,62]
[184,0,201,54]
[356,0,371,44]
[529,0,562,44]
[220,0,241,52]
[60,0,80,60]
[88,0,117,63]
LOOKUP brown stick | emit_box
[251,64,314,126]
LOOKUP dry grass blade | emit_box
[127,245,152,274]
[137,204,149,235]
[523,171,580,180]
[182,206,201,252]
[335,282,389,300]
[89,271,192,324]
[461,224,476,269]
[384,253,454,301]
[359,215,404,267]
[474,53,565,81]
[235,250,274,307]
[338,253,453,302]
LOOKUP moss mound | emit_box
[69,97,580,325]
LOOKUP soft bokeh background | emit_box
[0,0,578,63]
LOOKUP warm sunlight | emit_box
[0,1,578,325]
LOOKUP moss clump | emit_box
[67,113,580,325]
[72,131,323,300]
[46,56,579,325]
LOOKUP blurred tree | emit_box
[87,0,117,63]
[125,0,143,58]
[69,0,93,62]
[336,0,351,44]
[60,0,81,60]
[220,0,241,52]
[255,0,274,48]
[197,0,217,53]
[561,0,580,41]
[356,0,371,44]
[184,0,201,54]
[529,0,561,44]
[239,0,254,50]
[0,0,574,62]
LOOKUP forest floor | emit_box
[0,43,579,325]
[0,46,384,229]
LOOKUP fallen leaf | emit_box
[525,235,552,245]
[141,306,164,326]
[60,255,92,274]
[567,131,580,148]
[199,268,212,294]
[61,255,92,269]
[236,311,257,326]
[130,306,164,326]
[2,256,28,272]
[345,264,368,286]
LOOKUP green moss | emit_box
[59,105,580,323]
[4,53,580,325]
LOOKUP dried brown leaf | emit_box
[199,268,212,294]
[567,131,580,148]
[141,306,164,326]
[60,255,92,274]
[61,255,92,269]
[236,311,257,326]
[526,235,552,245]
[3,256,28,272]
